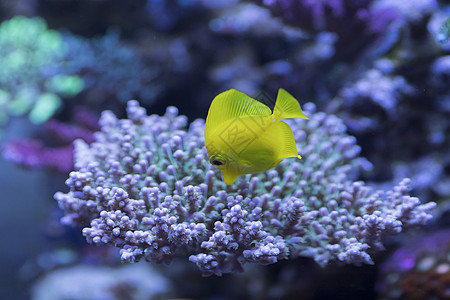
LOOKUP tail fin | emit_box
[273,88,309,120]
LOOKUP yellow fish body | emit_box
[204,88,308,185]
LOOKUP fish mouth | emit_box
[222,171,240,185]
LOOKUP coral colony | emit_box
[0,16,83,126]
[377,229,450,300]
[0,15,158,132]
[55,100,435,276]
[2,107,98,173]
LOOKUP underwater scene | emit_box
[0,0,449,299]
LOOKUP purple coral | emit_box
[254,0,398,37]
[2,107,98,173]
[54,100,435,276]
[377,229,450,300]
[327,64,415,133]
[2,141,74,173]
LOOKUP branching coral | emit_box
[55,100,435,276]
[327,61,415,133]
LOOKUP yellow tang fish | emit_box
[204,88,309,185]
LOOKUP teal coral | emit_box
[0,16,82,125]
[0,16,158,129]
[55,100,436,276]
[63,29,159,103]
[437,15,450,43]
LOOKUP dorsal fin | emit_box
[205,89,272,139]
[273,88,309,120]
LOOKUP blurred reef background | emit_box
[0,0,449,299]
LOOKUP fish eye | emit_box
[210,155,225,166]
[212,160,223,166]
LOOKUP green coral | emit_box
[0,16,159,128]
[0,16,83,125]
[45,75,85,97]
[29,93,62,124]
